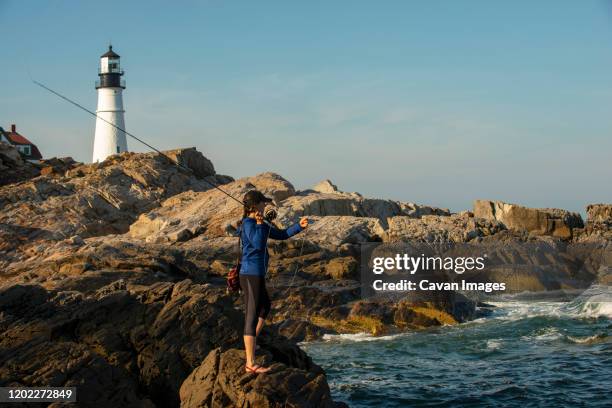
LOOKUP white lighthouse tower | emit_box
[92,45,128,162]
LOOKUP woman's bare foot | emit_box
[245,364,270,374]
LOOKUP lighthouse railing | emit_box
[95,78,126,89]
[98,68,125,75]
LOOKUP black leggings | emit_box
[240,274,271,336]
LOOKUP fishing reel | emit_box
[264,207,278,222]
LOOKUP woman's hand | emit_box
[255,211,264,224]
[299,217,309,229]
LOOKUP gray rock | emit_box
[474,199,583,239]
[587,204,612,226]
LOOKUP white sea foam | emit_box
[486,339,503,350]
[560,285,612,318]
[566,334,607,344]
[485,300,564,321]
[521,327,563,342]
[320,332,405,343]
[487,284,612,321]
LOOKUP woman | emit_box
[239,189,308,374]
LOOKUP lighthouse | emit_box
[92,45,127,162]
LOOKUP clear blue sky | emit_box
[1,0,611,215]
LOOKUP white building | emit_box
[92,45,128,163]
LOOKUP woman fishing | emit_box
[239,189,308,374]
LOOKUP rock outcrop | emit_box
[387,212,505,243]
[275,192,400,228]
[571,204,612,243]
[38,156,80,177]
[0,279,336,407]
[0,142,39,185]
[128,172,295,243]
[461,233,598,292]
[179,348,340,408]
[311,179,341,194]
[474,199,584,239]
[276,179,449,228]
[0,280,233,407]
[587,204,612,226]
[0,142,82,186]
[0,149,230,271]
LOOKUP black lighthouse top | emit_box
[101,45,120,58]
[96,45,125,89]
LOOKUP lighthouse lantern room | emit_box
[92,45,128,162]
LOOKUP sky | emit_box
[1,0,611,215]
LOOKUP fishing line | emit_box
[31,79,245,207]
[287,231,307,289]
[33,78,309,294]
[272,222,310,298]
[264,216,308,292]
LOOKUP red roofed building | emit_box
[0,124,43,161]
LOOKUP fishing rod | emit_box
[34,78,309,291]
[32,79,245,207]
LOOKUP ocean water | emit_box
[302,285,612,408]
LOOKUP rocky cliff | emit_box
[0,144,610,407]
[0,146,346,407]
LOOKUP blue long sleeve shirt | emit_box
[238,217,303,276]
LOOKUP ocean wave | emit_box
[565,333,608,344]
[521,327,563,342]
[485,339,503,350]
[321,332,405,343]
[560,285,612,319]
[486,284,612,321]
[485,301,564,321]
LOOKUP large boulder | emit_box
[128,172,296,243]
[474,200,583,239]
[244,172,296,203]
[587,204,612,226]
[164,147,216,179]
[347,292,476,333]
[387,212,505,243]
[573,204,612,242]
[296,216,386,249]
[311,179,342,194]
[398,201,452,218]
[0,142,40,185]
[0,141,23,165]
[38,156,79,177]
[276,193,400,228]
[276,191,449,228]
[179,348,340,408]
